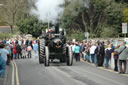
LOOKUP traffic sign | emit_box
[122,23,127,34]
[85,32,89,37]
[85,32,89,43]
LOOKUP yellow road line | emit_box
[11,61,15,85]
[13,61,20,85]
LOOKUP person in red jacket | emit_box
[13,45,17,59]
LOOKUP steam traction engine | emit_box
[38,23,73,66]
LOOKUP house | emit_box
[0,26,11,33]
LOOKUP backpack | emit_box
[105,49,113,58]
[27,46,32,51]
[113,51,119,59]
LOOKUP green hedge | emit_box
[0,33,12,39]
[67,32,85,41]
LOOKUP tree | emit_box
[0,0,28,33]
[17,16,47,38]
[123,8,128,22]
[61,0,123,38]
[115,0,128,3]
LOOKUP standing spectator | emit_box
[113,45,120,71]
[98,42,105,66]
[27,45,32,58]
[11,40,15,45]
[13,44,17,59]
[10,44,14,60]
[118,41,128,74]
[74,42,80,62]
[111,44,115,51]
[80,42,86,59]
[23,39,26,45]
[6,39,11,45]
[32,40,36,47]
[15,39,18,44]
[3,39,6,44]
[105,45,113,69]
[16,44,22,59]
[22,44,27,59]
[86,44,91,62]
[95,42,101,65]
[67,42,71,47]
[33,42,39,58]
[30,40,33,49]
[21,39,24,45]
[84,44,89,61]
[6,44,11,65]
[71,42,76,58]
[18,40,22,46]
[90,43,96,64]
[25,39,29,46]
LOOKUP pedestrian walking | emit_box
[118,41,128,74]
[27,45,32,58]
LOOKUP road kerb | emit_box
[81,58,128,77]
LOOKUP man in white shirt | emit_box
[90,44,96,64]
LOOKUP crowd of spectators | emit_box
[67,40,128,74]
[0,39,39,78]
[0,38,128,78]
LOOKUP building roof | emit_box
[0,26,11,33]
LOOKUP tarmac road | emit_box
[11,56,128,85]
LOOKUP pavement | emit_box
[0,64,11,85]
[1,53,128,85]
